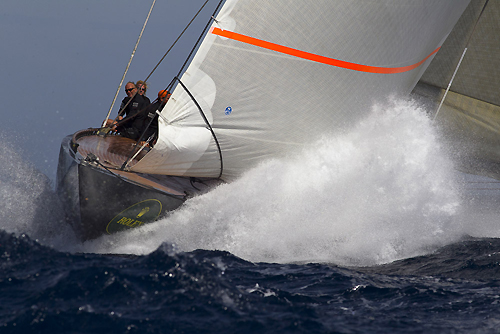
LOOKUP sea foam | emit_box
[85,98,467,266]
[0,136,74,248]
[3,99,496,266]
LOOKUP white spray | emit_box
[84,98,469,266]
[0,136,75,248]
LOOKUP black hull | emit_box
[57,135,218,241]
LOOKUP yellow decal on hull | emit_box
[106,199,162,234]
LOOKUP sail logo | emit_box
[137,207,150,218]
[225,106,232,115]
[106,199,162,234]
[116,217,144,228]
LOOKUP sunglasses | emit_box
[125,88,135,93]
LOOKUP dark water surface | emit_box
[2,104,500,333]
[2,231,500,333]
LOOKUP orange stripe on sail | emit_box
[211,27,440,74]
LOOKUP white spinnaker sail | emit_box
[131,0,470,180]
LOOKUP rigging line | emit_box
[142,0,212,84]
[122,138,152,170]
[106,0,210,133]
[176,77,224,179]
[108,1,220,170]
[434,0,490,121]
[120,100,163,171]
[119,81,174,167]
[102,0,157,127]
[89,157,185,200]
[176,0,225,79]
[124,0,223,175]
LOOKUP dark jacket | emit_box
[140,100,164,142]
[119,94,150,117]
[117,97,162,142]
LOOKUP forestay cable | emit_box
[104,0,212,129]
[102,0,157,127]
[141,0,211,85]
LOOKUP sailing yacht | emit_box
[57,0,482,241]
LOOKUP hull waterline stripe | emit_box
[211,27,440,74]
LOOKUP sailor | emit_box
[104,82,149,139]
[119,81,150,118]
[115,89,170,144]
[140,89,170,144]
[136,80,150,103]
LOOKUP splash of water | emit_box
[0,136,74,248]
[83,98,467,266]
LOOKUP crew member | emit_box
[116,89,170,144]
[140,89,170,144]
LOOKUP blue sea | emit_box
[2,100,500,333]
[3,231,500,334]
